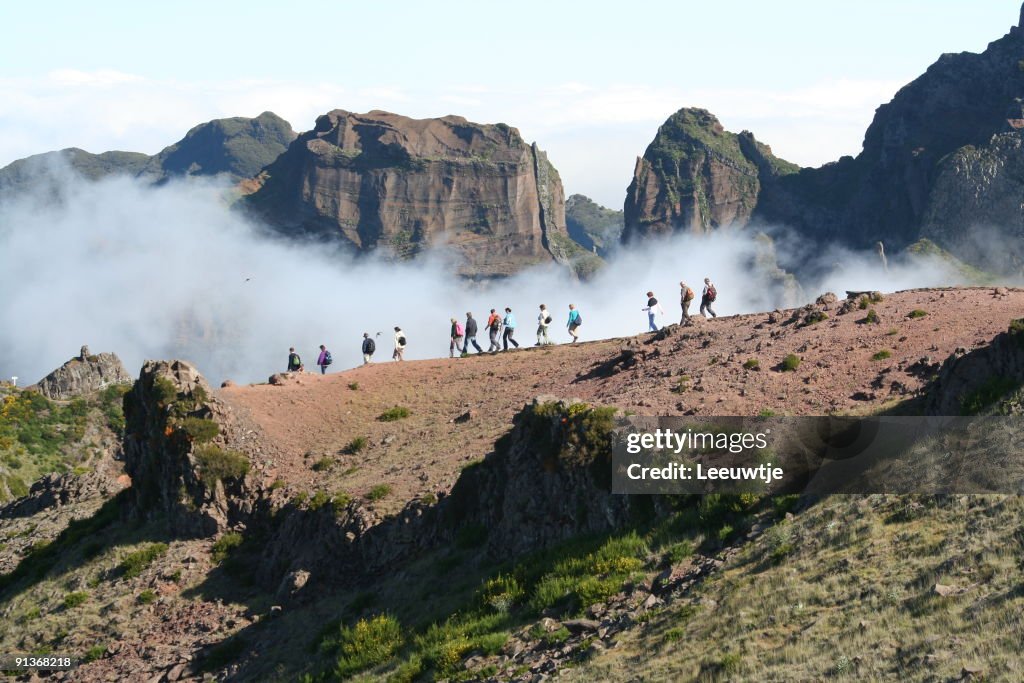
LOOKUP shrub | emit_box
[803,310,828,326]
[194,445,249,482]
[211,532,243,564]
[311,457,334,472]
[332,614,404,678]
[758,409,777,417]
[480,574,525,613]
[378,406,410,421]
[63,591,89,608]
[665,628,684,642]
[871,350,892,361]
[198,637,247,673]
[344,437,367,454]
[366,484,392,501]
[907,309,927,319]
[742,359,759,370]
[781,354,801,372]
[865,309,880,324]
[961,377,1021,415]
[332,492,353,515]
[177,417,220,443]
[83,644,106,662]
[137,589,157,604]
[309,490,331,510]
[153,377,179,405]
[120,542,169,578]
[348,382,359,391]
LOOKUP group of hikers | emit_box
[285,277,718,373]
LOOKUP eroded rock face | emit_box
[244,110,579,276]
[622,109,798,241]
[754,8,1024,270]
[35,347,131,400]
[122,360,237,537]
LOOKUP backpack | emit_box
[289,353,301,370]
[365,338,376,354]
[683,287,695,302]
[398,335,407,346]
[544,314,552,325]
[489,317,501,331]
[323,351,333,365]
[455,322,464,337]
[707,284,717,302]
[574,313,583,326]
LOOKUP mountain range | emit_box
[4,6,1024,278]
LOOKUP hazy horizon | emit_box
[1,1,1020,207]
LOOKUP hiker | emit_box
[642,291,664,332]
[537,304,553,345]
[464,312,483,354]
[486,308,502,352]
[700,277,718,318]
[393,327,407,361]
[567,304,582,343]
[679,281,695,324]
[502,307,519,350]
[316,344,333,374]
[361,333,376,365]
[450,317,465,358]
[287,347,303,372]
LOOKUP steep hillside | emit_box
[1,288,1022,682]
[0,112,296,200]
[565,194,623,258]
[243,110,595,277]
[756,6,1024,271]
[622,108,798,242]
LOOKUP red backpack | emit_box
[707,284,717,302]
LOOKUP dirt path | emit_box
[218,287,1024,511]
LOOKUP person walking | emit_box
[464,312,483,354]
[700,277,718,318]
[679,281,695,325]
[316,344,332,374]
[393,327,407,361]
[361,333,376,365]
[642,291,663,332]
[502,307,519,350]
[536,304,553,345]
[486,308,502,352]
[567,304,582,343]
[287,347,303,372]
[450,317,465,358]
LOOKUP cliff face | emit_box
[565,194,623,258]
[622,108,798,242]
[754,8,1024,270]
[244,110,578,276]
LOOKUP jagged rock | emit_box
[933,583,958,597]
[35,347,131,400]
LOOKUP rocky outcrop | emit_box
[922,313,1024,415]
[35,346,131,400]
[122,360,248,537]
[244,109,583,276]
[622,108,798,242]
[753,7,1024,271]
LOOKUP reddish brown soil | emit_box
[218,287,1024,513]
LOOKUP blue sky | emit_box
[1,1,1019,206]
